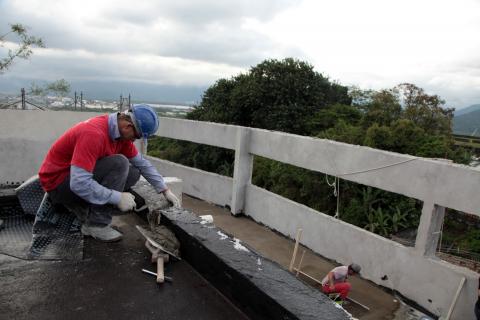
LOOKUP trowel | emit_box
[136,225,181,260]
[136,225,181,284]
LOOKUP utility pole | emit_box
[21,88,26,110]
[80,91,83,111]
[74,91,77,110]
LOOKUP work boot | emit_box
[81,224,122,242]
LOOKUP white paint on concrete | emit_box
[233,238,250,252]
[217,231,228,240]
[200,215,214,224]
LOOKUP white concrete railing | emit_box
[155,117,480,320]
[0,110,478,319]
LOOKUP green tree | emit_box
[188,58,351,135]
[317,120,364,145]
[1,23,44,73]
[397,83,454,135]
[46,79,71,97]
[361,89,402,127]
[364,123,394,150]
[29,81,45,96]
[307,103,362,135]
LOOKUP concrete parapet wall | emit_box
[0,110,100,184]
[146,156,232,207]
[0,110,143,185]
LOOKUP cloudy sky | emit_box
[1,0,479,108]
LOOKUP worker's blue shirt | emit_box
[70,112,167,205]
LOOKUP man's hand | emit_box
[118,192,136,211]
[163,189,181,208]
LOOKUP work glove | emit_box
[118,192,136,212]
[163,189,181,208]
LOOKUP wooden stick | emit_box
[445,277,466,320]
[346,297,370,311]
[294,268,321,284]
[296,250,306,277]
[156,256,164,283]
[289,228,303,272]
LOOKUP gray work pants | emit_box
[49,154,140,226]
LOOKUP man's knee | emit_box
[106,154,130,170]
[94,154,129,175]
[125,165,140,190]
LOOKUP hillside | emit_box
[453,108,480,136]
[454,104,480,116]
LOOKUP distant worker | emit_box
[38,104,180,242]
[321,263,361,301]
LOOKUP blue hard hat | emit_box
[128,104,159,139]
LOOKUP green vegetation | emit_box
[148,57,472,241]
[30,79,71,97]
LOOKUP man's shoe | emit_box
[81,225,123,242]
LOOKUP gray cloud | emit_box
[0,0,302,66]
[1,0,478,108]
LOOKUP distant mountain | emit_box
[453,108,480,136]
[454,104,480,117]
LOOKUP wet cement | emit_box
[0,213,249,320]
[182,195,401,320]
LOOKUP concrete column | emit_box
[231,128,253,215]
[414,202,446,257]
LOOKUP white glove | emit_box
[163,189,181,208]
[118,192,136,212]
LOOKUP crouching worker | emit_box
[38,104,180,242]
[321,263,361,301]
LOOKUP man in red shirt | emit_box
[38,104,180,242]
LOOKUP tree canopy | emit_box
[188,58,351,135]
[29,79,71,97]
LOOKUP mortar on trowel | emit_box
[137,209,181,284]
